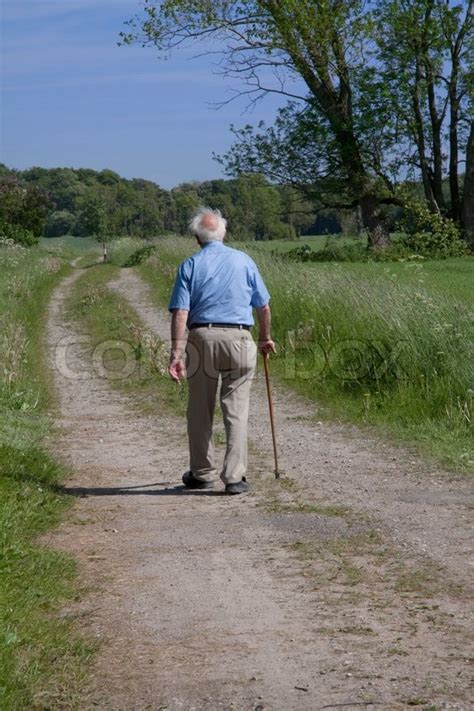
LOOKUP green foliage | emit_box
[122,242,157,267]
[218,103,347,205]
[142,238,474,472]
[43,209,76,237]
[123,0,472,239]
[374,1,472,212]
[15,164,167,240]
[76,191,107,238]
[231,174,291,241]
[0,174,52,241]
[400,201,467,258]
[0,164,340,243]
[288,241,369,263]
[0,219,38,246]
[169,174,306,241]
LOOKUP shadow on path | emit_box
[58,482,227,498]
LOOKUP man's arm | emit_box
[255,304,276,356]
[168,308,189,383]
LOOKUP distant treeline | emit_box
[0,163,374,244]
[0,163,341,243]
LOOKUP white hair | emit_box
[188,206,227,242]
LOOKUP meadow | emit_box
[112,236,474,473]
[0,240,93,708]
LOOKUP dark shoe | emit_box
[225,477,249,495]
[182,471,214,490]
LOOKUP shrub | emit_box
[0,176,52,238]
[0,219,38,247]
[287,240,369,263]
[44,210,76,238]
[400,201,466,258]
[122,242,157,267]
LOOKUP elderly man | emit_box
[168,206,275,495]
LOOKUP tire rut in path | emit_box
[39,265,473,710]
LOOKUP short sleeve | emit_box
[168,261,191,312]
[249,263,270,308]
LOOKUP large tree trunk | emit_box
[448,41,463,221]
[413,57,440,213]
[427,78,444,210]
[359,194,391,249]
[446,0,474,225]
[449,93,461,222]
[423,3,444,211]
[461,121,474,247]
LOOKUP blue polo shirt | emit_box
[168,241,270,326]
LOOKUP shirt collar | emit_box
[201,240,224,248]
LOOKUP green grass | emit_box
[241,234,361,253]
[130,236,473,473]
[0,243,94,707]
[39,235,98,254]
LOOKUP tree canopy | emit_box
[0,164,318,243]
[121,0,474,245]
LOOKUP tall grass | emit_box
[134,237,473,472]
[0,241,93,707]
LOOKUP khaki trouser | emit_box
[186,326,257,484]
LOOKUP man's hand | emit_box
[169,308,189,383]
[258,338,276,356]
[168,355,186,383]
[255,304,275,356]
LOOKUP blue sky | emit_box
[1,0,293,188]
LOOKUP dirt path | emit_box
[42,265,473,710]
[112,269,473,588]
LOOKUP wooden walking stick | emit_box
[263,352,279,479]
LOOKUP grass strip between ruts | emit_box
[65,263,188,419]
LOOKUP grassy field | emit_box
[0,242,94,708]
[246,237,473,301]
[125,236,473,473]
[39,235,98,253]
[244,234,361,253]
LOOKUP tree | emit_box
[231,174,288,240]
[374,0,473,222]
[44,210,76,237]
[121,0,398,246]
[275,185,316,237]
[76,193,109,260]
[216,102,354,209]
[22,167,85,212]
[122,0,473,246]
[168,185,200,233]
[0,175,52,240]
[462,120,474,246]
